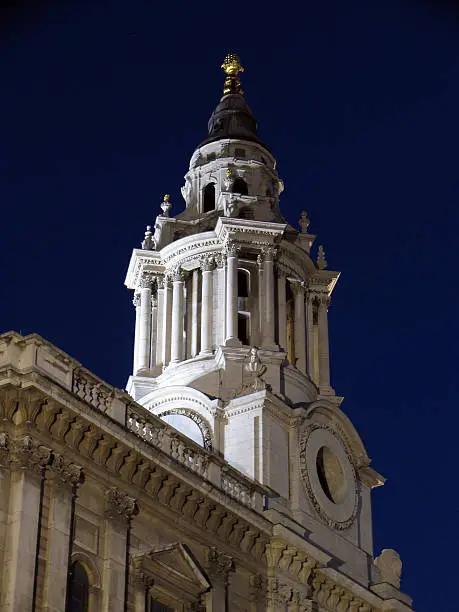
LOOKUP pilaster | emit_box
[102,487,138,612]
[204,547,233,612]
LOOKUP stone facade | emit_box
[0,55,413,611]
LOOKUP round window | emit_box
[316,446,347,504]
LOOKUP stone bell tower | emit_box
[124,54,410,599]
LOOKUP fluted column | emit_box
[191,268,200,357]
[138,274,152,372]
[293,281,307,374]
[170,268,185,364]
[225,243,240,346]
[162,276,173,367]
[200,257,215,355]
[318,294,333,393]
[306,292,316,383]
[215,254,226,346]
[132,293,141,374]
[277,270,287,350]
[262,247,276,349]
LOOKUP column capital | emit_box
[224,241,240,258]
[290,279,306,296]
[200,255,215,272]
[205,547,233,584]
[215,252,226,268]
[105,486,138,523]
[171,267,185,283]
[261,246,277,261]
[139,273,153,289]
[6,435,52,473]
[49,453,84,487]
[133,292,141,308]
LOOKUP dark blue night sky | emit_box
[1,1,458,609]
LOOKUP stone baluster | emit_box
[292,281,307,374]
[277,270,287,351]
[318,294,333,394]
[138,274,152,372]
[102,487,138,612]
[162,275,173,367]
[132,293,141,374]
[261,247,277,349]
[170,268,185,364]
[191,268,200,357]
[200,257,215,355]
[225,243,240,346]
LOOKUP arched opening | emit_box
[237,269,249,298]
[67,561,89,612]
[203,183,216,212]
[231,178,248,196]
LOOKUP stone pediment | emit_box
[132,542,210,603]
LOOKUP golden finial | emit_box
[221,53,244,95]
[163,194,170,202]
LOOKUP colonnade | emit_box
[132,243,332,393]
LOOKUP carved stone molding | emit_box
[224,242,240,258]
[50,453,84,486]
[140,273,153,289]
[9,435,52,473]
[133,293,141,308]
[205,547,233,584]
[200,256,215,272]
[105,486,138,523]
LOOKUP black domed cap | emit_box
[199,93,262,147]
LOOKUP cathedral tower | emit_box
[124,55,409,599]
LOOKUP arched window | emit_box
[238,313,250,346]
[231,178,248,196]
[203,183,215,212]
[237,269,249,298]
[67,561,89,612]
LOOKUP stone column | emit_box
[200,257,215,355]
[102,487,138,612]
[277,270,287,351]
[262,248,277,349]
[225,243,240,346]
[257,253,264,345]
[162,276,173,367]
[150,292,158,370]
[0,436,51,612]
[43,456,84,612]
[170,268,185,364]
[306,292,316,383]
[215,254,226,346]
[131,565,154,612]
[191,268,200,357]
[155,277,165,368]
[132,293,141,374]
[204,547,233,612]
[138,274,152,372]
[293,281,307,374]
[318,294,333,394]
[249,575,267,612]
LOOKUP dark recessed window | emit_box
[232,178,248,196]
[238,313,250,345]
[237,269,249,298]
[234,148,246,158]
[207,152,216,162]
[149,600,174,612]
[67,562,89,612]
[203,183,216,212]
